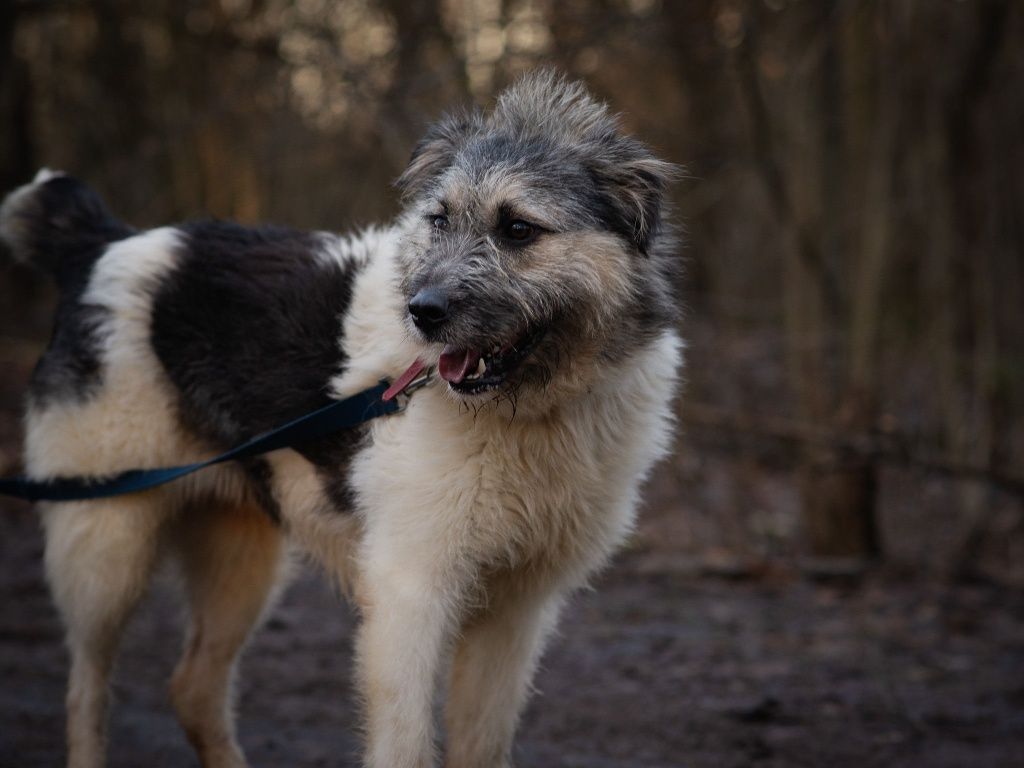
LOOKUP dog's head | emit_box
[395,70,678,412]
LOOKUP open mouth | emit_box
[437,326,545,395]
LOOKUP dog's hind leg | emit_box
[42,497,167,768]
[169,501,284,768]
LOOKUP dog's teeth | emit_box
[476,358,487,376]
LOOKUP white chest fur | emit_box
[350,330,682,580]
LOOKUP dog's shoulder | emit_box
[149,220,382,449]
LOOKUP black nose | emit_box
[408,287,449,331]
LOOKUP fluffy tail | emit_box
[0,169,134,287]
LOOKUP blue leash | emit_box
[0,380,400,503]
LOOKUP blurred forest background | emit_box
[2,2,1024,766]
[0,0,1022,585]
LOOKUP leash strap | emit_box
[0,380,400,503]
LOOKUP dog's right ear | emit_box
[396,110,481,201]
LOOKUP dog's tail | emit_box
[0,169,134,286]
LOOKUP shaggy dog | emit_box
[0,72,682,768]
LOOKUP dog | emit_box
[0,71,682,768]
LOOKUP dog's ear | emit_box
[587,136,678,256]
[396,110,482,201]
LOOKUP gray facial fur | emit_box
[396,70,680,399]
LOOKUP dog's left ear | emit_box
[588,137,677,256]
[396,109,482,201]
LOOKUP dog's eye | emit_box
[430,215,449,232]
[501,220,537,244]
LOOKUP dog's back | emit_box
[1,172,377,498]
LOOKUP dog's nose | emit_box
[408,288,449,331]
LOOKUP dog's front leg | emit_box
[444,577,566,768]
[355,550,469,768]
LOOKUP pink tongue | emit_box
[438,346,480,384]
